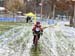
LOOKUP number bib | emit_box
[35,28,40,31]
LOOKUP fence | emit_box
[0,14,27,22]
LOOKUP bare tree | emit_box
[5,0,24,13]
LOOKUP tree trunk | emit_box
[73,4,75,27]
[70,4,74,27]
[53,4,56,19]
[70,17,73,27]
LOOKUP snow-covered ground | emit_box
[0,21,75,56]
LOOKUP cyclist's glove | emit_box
[33,32,35,35]
[33,32,37,35]
[40,32,43,35]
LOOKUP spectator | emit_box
[26,16,31,23]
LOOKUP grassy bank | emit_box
[0,22,25,35]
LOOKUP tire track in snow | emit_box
[0,26,25,47]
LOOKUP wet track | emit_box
[0,23,75,56]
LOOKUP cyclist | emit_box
[32,22,43,44]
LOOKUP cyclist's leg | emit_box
[38,34,40,40]
[33,35,36,44]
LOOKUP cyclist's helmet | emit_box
[35,22,41,27]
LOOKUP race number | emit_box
[36,28,40,31]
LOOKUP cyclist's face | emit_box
[37,24,40,27]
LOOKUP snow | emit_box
[0,20,75,56]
